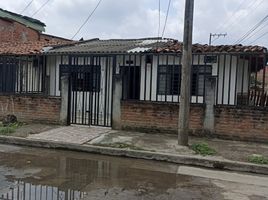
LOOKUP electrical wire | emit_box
[224,0,264,33]
[31,0,51,17]
[20,0,34,14]
[71,0,103,40]
[161,0,172,38]
[249,30,268,45]
[215,0,247,32]
[244,22,268,44]
[234,14,268,44]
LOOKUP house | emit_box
[41,38,267,128]
[1,32,268,141]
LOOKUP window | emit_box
[60,65,101,92]
[157,65,212,96]
[158,65,180,95]
[71,68,101,92]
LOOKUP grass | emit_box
[248,154,268,165]
[191,143,217,156]
[0,122,23,136]
[96,142,145,151]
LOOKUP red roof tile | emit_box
[0,40,73,55]
[155,41,267,53]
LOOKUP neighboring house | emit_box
[0,8,72,94]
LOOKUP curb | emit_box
[0,136,268,175]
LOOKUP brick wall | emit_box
[121,100,268,142]
[0,95,61,124]
[121,101,204,134]
[214,106,268,142]
[0,19,40,43]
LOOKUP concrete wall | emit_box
[0,95,61,124]
[121,100,268,142]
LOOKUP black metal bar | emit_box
[149,55,153,101]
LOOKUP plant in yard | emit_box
[0,122,23,135]
[248,154,268,165]
[191,143,216,156]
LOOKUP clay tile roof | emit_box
[154,41,267,53]
[0,40,74,55]
[44,37,267,55]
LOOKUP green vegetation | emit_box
[191,143,216,156]
[0,122,22,136]
[96,142,145,151]
[248,154,268,165]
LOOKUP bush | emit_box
[0,122,22,135]
[248,154,268,165]
[191,143,216,156]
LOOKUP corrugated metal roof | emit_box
[0,8,45,32]
[47,38,267,54]
[47,38,173,54]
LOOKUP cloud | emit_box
[1,0,268,47]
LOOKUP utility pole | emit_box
[209,33,227,45]
[178,0,194,146]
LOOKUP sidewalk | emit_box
[1,125,268,174]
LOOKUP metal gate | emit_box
[61,56,114,127]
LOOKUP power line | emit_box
[224,0,264,33]
[71,0,103,40]
[20,0,34,14]
[249,30,268,45]
[234,14,268,44]
[161,0,172,38]
[215,0,247,32]
[31,0,51,17]
[157,0,161,38]
[244,22,268,44]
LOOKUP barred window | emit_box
[157,65,212,96]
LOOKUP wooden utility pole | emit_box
[178,0,194,146]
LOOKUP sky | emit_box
[1,0,268,47]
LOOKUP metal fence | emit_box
[121,52,268,107]
[0,56,45,95]
[0,181,85,200]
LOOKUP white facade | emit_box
[46,54,251,121]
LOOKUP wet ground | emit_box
[0,144,267,200]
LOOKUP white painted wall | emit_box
[46,53,250,119]
[46,56,113,126]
